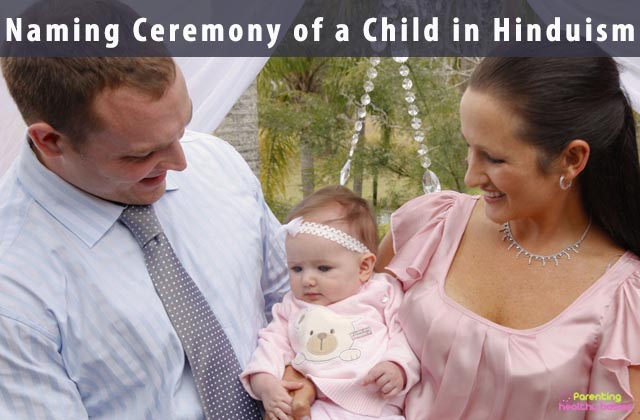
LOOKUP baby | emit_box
[241,186,419,420]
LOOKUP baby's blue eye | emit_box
[318,266,331,272]
[290,266,302,273]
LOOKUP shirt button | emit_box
[381,295,389,304]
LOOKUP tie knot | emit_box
[119,205,164,248]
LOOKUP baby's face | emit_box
[286,232,365,306]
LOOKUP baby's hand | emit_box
[362,361,406,398]
[250,373,303,420]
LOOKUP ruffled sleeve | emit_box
[386,191,461,290]
[588,270,640,420]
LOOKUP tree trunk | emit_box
[352,122,364,197]
[213,80,260,176]
[372,172,378,208]
[300,138,315,197]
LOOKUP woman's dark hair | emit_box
[469,57,640,256]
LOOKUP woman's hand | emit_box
[250,372,302,420]
[283,365,316,420]
[362,361,407,398]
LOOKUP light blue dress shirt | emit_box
[0,131,289,419]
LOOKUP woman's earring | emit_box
[559,175,572,190]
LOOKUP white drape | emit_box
[617,58,640,112]
[0,57,267,176]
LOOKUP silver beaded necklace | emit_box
[500,218,592,267]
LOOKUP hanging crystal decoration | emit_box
[422,170,441,194]
[397,62,441,195]
[340,159,352,186]
[339,56,441,195]
[340,57,381,186]
[363,80,374,92]
[405,91,416,103]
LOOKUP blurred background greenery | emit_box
[257,57,477,234]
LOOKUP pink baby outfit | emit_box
[387,191,640,420]
[241,273,420,419]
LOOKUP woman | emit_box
[376,57,640,419]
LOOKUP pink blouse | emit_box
[387,191,640,420]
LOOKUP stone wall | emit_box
[213,80,260,177]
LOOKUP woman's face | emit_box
[460,89,561,224]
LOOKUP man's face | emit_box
[54,67,192,205]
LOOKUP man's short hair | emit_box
[1,57,176,147]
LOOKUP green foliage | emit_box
[258,58,352,201]
[259,127,296,202]
[265,198,294,224]
[378,223,390,242]
[258,57,471,215]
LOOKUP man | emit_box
[0,56,289,418]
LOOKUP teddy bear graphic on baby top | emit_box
[292,306,372,365]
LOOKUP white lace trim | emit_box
[281,217,371,254]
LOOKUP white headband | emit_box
[281,217,371,254]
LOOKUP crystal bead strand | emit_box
[340,57,380,186]
[339,57,441,195]
[392,57,441,194]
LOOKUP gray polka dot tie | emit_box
[119,205,261,420]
